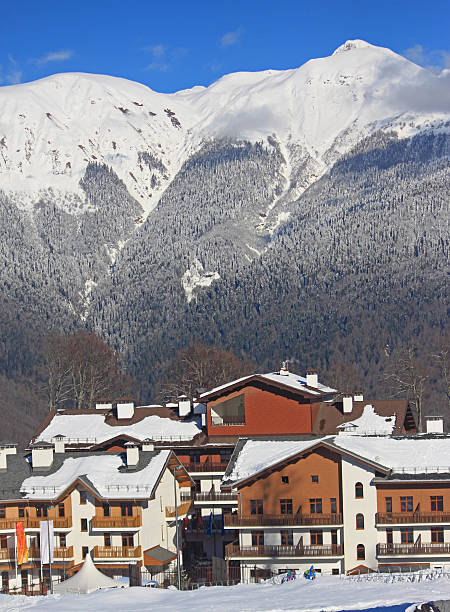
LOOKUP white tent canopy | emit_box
[54,554,121,594]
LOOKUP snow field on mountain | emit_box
[1,573,448,611]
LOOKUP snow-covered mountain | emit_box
[0,40,448,418]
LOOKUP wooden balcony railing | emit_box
[377,543,450,556]
[376,512,450,525]
[0,549,13,560]
[224,513,343,528]
[211,416,245,426]
[226,544,343,559]
[93,545,141,559]
[182,462,229,473]
[92,515,141,529]
[0,517,72,530]
[27,546,74,559]
[165,502,192,518]
[181,491,238,503]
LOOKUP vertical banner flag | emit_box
[16,521,28,565]
[39,520,54,564]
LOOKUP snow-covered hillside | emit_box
[0,40,447,216]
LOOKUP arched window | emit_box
[356,544,365,560]
[356,513,364,529]
[355,482,364,499]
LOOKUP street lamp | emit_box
[172,465,183,590]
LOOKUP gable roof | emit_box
[200,371,336,402]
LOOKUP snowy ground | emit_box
[0,575,448,612]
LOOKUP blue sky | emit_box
[1,0,449,92]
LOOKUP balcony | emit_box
[165,501,192,518]
[27,546,74,559]
[376,512,450,525]
[93,545,142,559]
[182,462,229,473]
[0,517,72,530]
[377,543,450,556]
[181,491,238,504]
[92,515,141,529]
[225,513,343,528]
[0,549,13,560]
[226,543,343,559]
[211,416,245,427]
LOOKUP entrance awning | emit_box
[143,545,177,567]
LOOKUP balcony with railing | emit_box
[376,512,450,525]
[93,545,142,559]
[224,513,343,528]
[0,548,13,560]
[182,462,229,473]
[165,501,192,518]
[226,543,343,559]
[211,415,245,427]
[180,491,238,504]
[0,516,72,530]
[27,546,74,559]
[92,515,141,529]
[377,543,450,556]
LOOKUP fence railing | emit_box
[225,513,343,527]
[226,543,343,558]
[182,462,229,473]
[93,545,141,558]
[181,491,237,503]
[377,543,450,556]
[92,515,141,528]
[0,517,72,529]
[211,416,245,427]
[376,512,450,524]
[165,502,192,518]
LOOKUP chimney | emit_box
[306,369,318,388]
[96,402,112,410]
[280,360,289,376]
[178,395,192,417]
[116,402,134,420]
[141,438,154,452]
[342,394,353,414]
[353,392,364,402]
[0,444,17,456]
[0,452,6,470]
[31,442,54,468]
[125,441,140,466]
[425,416,444,434]
[53,434,66,453]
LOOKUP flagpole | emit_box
[14,530,18,587]
[47,509,53,594]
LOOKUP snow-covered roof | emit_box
[201,371,336,399]
[332,436,450,474]
[20,450,171,500]
[223,438,328,486]
[36,413,202,444]
[337,404,396,436]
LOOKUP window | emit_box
[82,546,89,559]
[280,499,293,515]
[355,483,364,499]
[385,497,392,513]
[59,534,66,547]
[2,570,8,591]
[121,502,133,517]
[80,491,87,505]
[330,498,337,514]
[386,528,393,544]
[214,394,245,425]
[81,518,88,532]
[311,475,319,483]
[281,475,289,484]
[36,505,48,518]
[0,506,6,519]
[431,496,444,512]
[103,503,110,517]
[122,533,134,547]
[18,506,25,518]
[357,544,365,560]
[400,528,413,543]
[0,535,7,549]
[58,503,65,518]
[431,527,444,543]
[310,498,322,514]
[251,531,264,546]
[21,570,28,590]
[400,496,413,512]
[280,530,293,545]
[331,529,338,545]
[332,568,340,575]
[356,513,364,530]
[310,530,323,545]
[104,533,111,547]
[250,500,263,515]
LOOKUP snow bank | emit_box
[337,404,396,436]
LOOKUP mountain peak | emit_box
[332,39,377,56]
